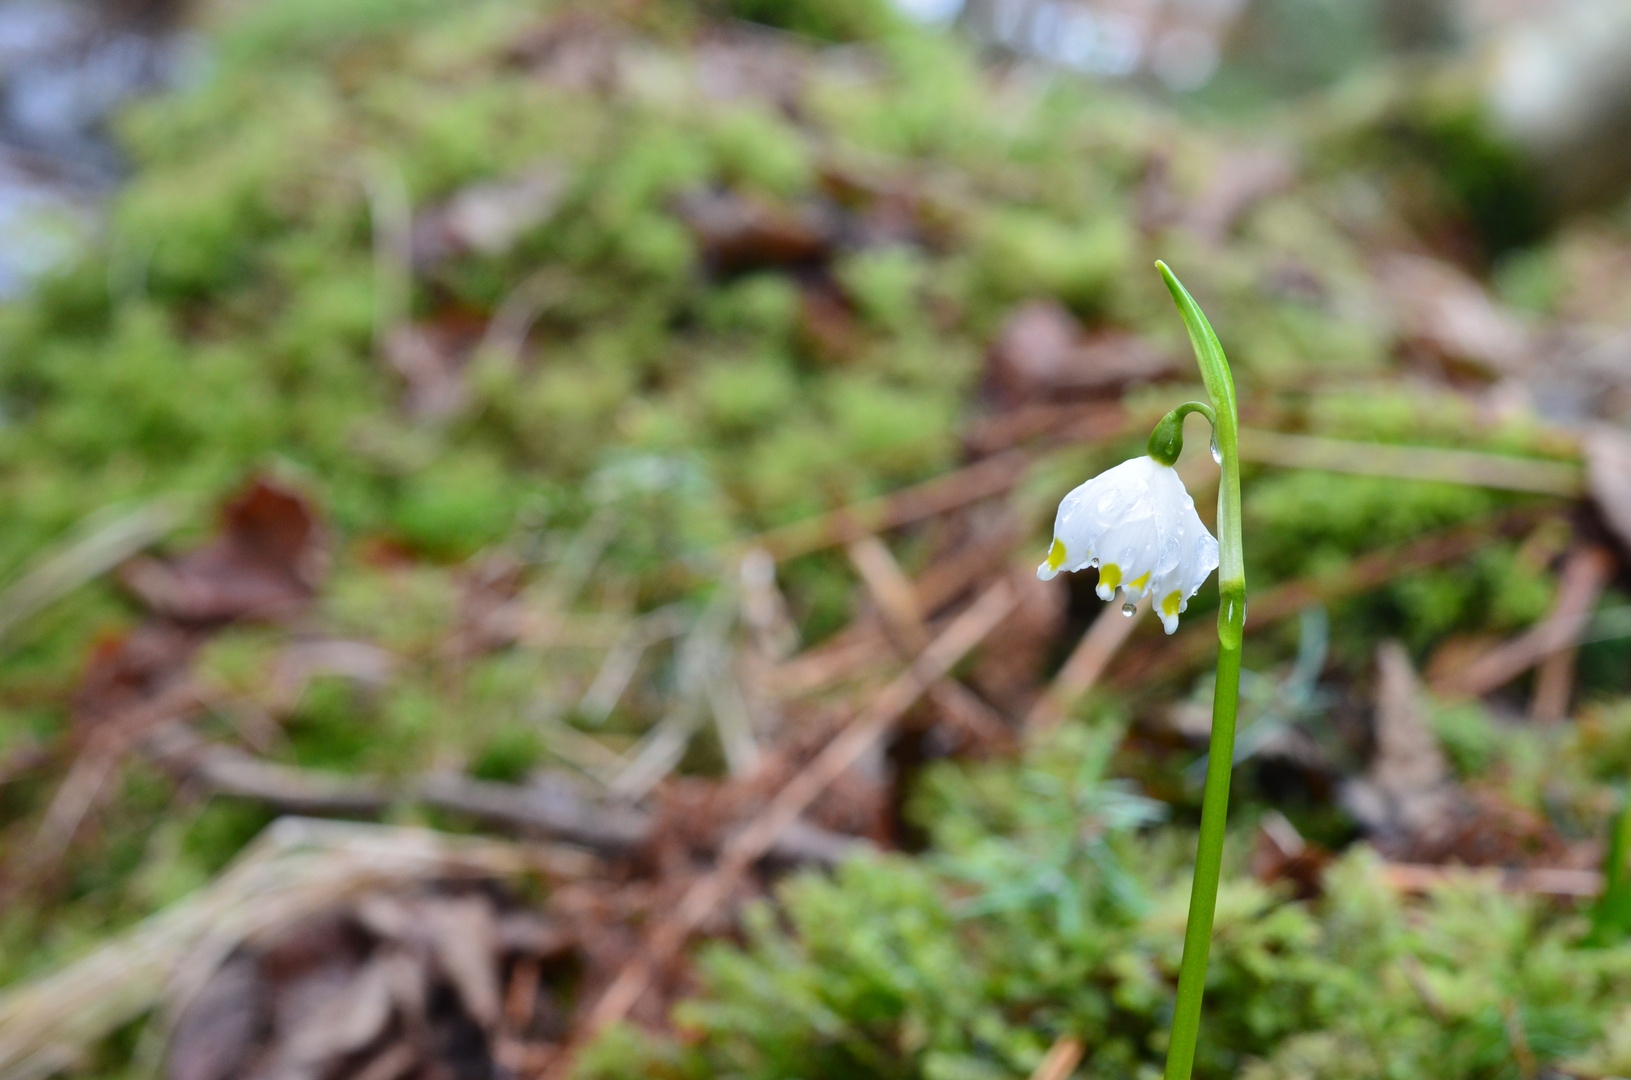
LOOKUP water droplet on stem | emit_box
[1210,430,1222,464]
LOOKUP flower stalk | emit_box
[1155,261,1245,1080]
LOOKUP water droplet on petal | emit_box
[1121,601,1137,616]
[1210,430,1222,464]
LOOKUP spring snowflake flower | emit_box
[1037,455,1219,634]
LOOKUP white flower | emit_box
[1036,455,1219,634]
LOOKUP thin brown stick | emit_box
[772,521,1025,700]
[1114,510,1547,687]
[1530,642,1579,725]
[1027,595,1148,729]
[145,727,862,867]
[1027,1035,1086,1080]
[19,681,205,879]
[1432,545,1614,700]
[846,536,927,650]
[573,580,1017,1045]
[845,536,1010,749]
[749,451,1029,562]
[963,401,1126,457]
[1381,862,1603,898]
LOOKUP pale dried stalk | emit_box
[1237,429,1584,496]
[576,580,1017,1041]
[0,820,587,1080]
[1026,594,1148,729]
[0,498,184,652]
[1028,1036,1086,1080]
[605,594,736,801]
[1433,545,1614,700]
[845,535,1009,746]
[1381,862,1603,897]
[748,451,1029,562]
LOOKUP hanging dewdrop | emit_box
[1036,402,1219,634]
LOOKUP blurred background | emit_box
[3,0,1631,1077]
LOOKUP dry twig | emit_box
[749,451,1029,562]
[846,535,1011,749]
[1381,862,1603,898]
[569,579,1018,1054]
[1237,428,1584,496]
[1027,1035,1086,1080]
[1115,510,1547,686]
[1432,545,1615,700]
[1027,595,1148,729]
[145,727,862,866]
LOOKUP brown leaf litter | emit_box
[119,477,328,626]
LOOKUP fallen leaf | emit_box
[1377,253,1532,378]
[167,956,266,1080]
[1339,641,1458,842]
[357,894,503,1031]
[677,189,832,273]
[423,896,503,1032]
[281,957,393,1067]
[1341,642,1572,866]
[986,300,1176,404]
[1187,147,1296,242]
[1248,812,1330,900]
[120,478,327,625]
[71,621,202,732]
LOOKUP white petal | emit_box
[1040,455,1218,633]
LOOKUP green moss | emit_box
[582,724,1631,1080]
[973,210,1131,314]
[471,725,546,784]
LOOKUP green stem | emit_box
[1155,262,1246,1080]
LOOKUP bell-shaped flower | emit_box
[1036,455,1218,633]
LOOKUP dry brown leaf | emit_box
[279,957,393,1069]
[1340,642,1458,843]
[422,897,503,1032]
[986,300,1176,404]
[70,622,202,733]
[677,190,832,273]
[167,957,265,1080]
[1248,812,1330,901]
[1377,253,1531,378]
[1187,147,1296,242]
[120,478,326,625]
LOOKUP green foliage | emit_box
[581,724,1631,1080]
[726,0,904,42]
[0,2,1621,1071]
